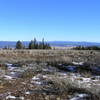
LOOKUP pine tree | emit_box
[41,38,45,49]
[33,38,38,49]
[38,42,42,49]
[28,40,34,49]
[45,43,51,49]
[28,38,51,49]
[16,41,23,49]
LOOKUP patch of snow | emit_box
[6,95,16,99]
[72,62,84,66]
[25,91,30,95]
[82,78,91,82]
[6,95,24,100]
[66,66,76,71]
[10,72,15,75]
[6,63,13,67]
[4,75,13,80]
[92,80,99,82]
[70,94,88,100]
[42,75,47,79]
[59,72,67,76]
[33,81,42,85]
[32,76,40,80]
[78,94,88,98]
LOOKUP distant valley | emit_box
[0,41,100,48]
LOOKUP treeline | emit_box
[73,46,100,50]
[16,38,51,49]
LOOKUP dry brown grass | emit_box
[47,76,100,100]
[0,50,100,65]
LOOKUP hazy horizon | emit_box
[0,40,100,43]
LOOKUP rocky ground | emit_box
[0,62,100,100]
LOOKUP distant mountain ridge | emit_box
[0,41,100,48]
[48,41,100,47]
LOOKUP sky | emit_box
[0,0,100,42]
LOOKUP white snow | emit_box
[82,78,91,82]
[6,63,13,67]
[4,75,13,80]
[72,62,84,65]
[32,76,40,80]
[70,97,78,100]
[6,95,16,99]
[6,95,24,100]
[78,94,88,98]
[25,91,30,95]
[10,72,15,75]
[42,75,47,79]
[70,94,88,100]
[34,81,42,85]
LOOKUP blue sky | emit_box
[0,0,100,42]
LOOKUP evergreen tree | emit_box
[41,38,45,49]
[38,42,42,49]
[16,41,23,49]
[45,43,51,49]
[38,38,51,49]
[33,38,38,49]
[28,38,51,49]
[28,40,34,49]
